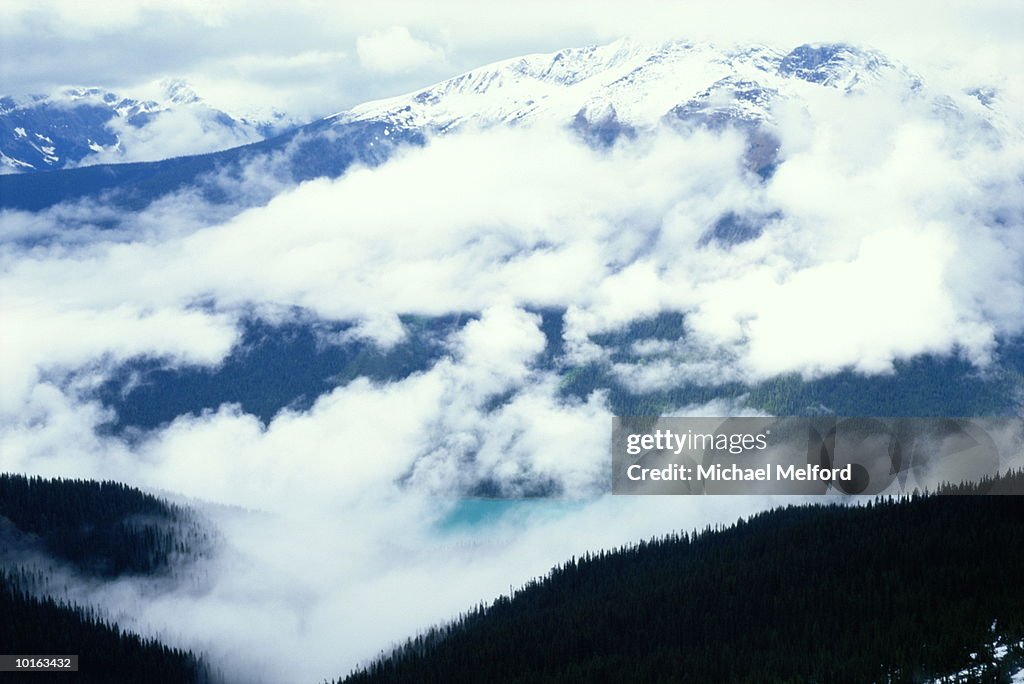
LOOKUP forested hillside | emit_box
[94,311,1024,447]
[341,471,1024,684]
[97,314,466,432]
[0,571,210,683]
[0,475,216,682]
[0,474,213,577]
[553,311,1024,418]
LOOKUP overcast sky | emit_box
[3,0,1021,120]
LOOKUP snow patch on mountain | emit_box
[925,631,1024,684]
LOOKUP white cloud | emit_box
[456,305,546,386]
[81,106,266,165]
[740,226,963,375]
[356,26,445,75]
[0,303,238,415]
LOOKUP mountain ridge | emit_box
[0,39,1002,213]
[331,40,923,134]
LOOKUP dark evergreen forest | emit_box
[0,572,210,684]
[0,475,217,682]
[341,471,1024,684]
[0,473,213,577]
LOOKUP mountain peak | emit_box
[160,78,202,106]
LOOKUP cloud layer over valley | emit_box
[1,21,1023,683]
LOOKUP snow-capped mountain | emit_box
[0,80,293,174]
[319,39,1016,185]
[1,39,1008,213]
[329,40,924,136]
